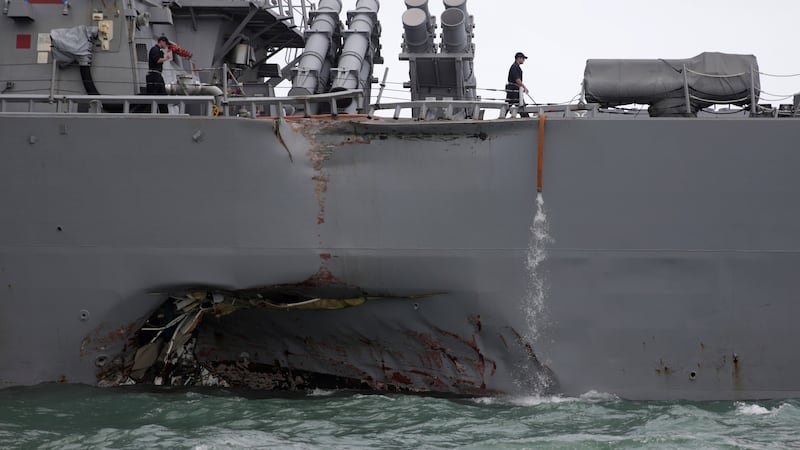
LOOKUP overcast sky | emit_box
[366,0,800,106]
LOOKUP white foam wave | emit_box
[472,391,617,407]
[306,388,335,397]
[472,395,573,406]
[735,402,784,416]
[579,390,620,401]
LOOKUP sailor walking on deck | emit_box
[147,36,172,113]
[506,52,530,117]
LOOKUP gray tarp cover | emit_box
[50,25,98,66]
[584,52,759,108]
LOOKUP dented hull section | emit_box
[0,115,551,395]
[95,287,554,395]
[2,114,800,399]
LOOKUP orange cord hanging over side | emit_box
[537,114,547,193]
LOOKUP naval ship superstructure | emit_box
[1,0,800,400]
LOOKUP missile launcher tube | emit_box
[443,0,467,15]
[329,0,380,96]
[405,0,430,16]
[289,0,342,96]
[402,8,434,53]
[440,8,467,53]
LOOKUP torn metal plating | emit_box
[96,283,445,389]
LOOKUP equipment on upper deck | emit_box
[290,0,381,114]
[50,25,97,66]
[584,52,760,117]
[289,0,343,99]
[400,0,476,119]
[329,0,381,111]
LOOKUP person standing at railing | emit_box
[147,36,172,113]
[506,52,530,117]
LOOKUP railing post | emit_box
[49,57,57,103]
[375,67,388,105]
[683,64,691,115]
[287,0,295,26]
[222,63,229,116]
[750,65,758,117]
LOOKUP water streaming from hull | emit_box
[525,193,552,341]
[516,193,555,392]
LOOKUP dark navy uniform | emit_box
[147,40,170,113]
[147,45,167,96]
[506,62,523,105]
[506,52,529,117]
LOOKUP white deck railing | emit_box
[0,89,366,118]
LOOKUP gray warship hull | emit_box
[1,112,800,400]
[2,0,799,401]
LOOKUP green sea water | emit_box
[1,384,798,449]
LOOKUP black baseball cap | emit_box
[515,52,528,59]
[157,36,170,44]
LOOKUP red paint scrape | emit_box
[390,372,413,385]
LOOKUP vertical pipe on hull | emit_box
[537,115,546,193]
[289,0,342,97]
[329,0,380,111]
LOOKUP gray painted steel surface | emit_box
[1,112,800,399]
[3,0,800,401]
[539,118,800,399]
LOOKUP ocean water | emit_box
[1,384,799,449]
